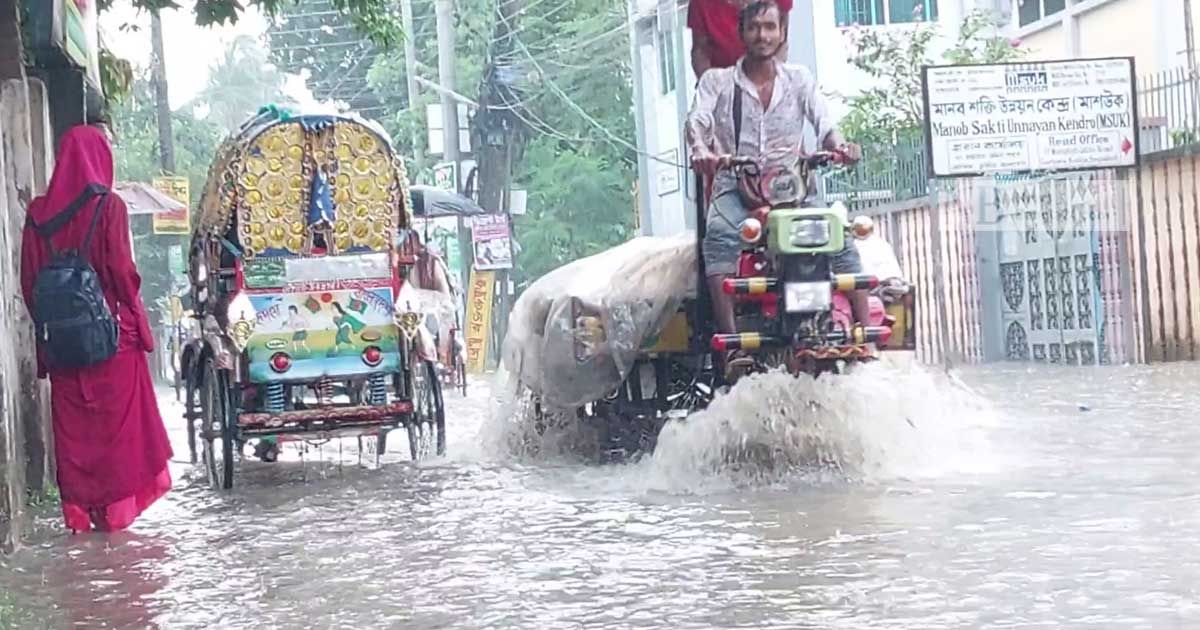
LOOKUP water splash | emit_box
[479,357,1004,493]
[638,357,1003,493]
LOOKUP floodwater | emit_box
[3,360,1200,629]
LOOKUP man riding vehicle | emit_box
[685,0,868,373]
[689,0,792,77]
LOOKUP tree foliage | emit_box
[194,35,294,132]
[101,0,401,46]
[841,10,1024,145]
[271,0,636,287]
[266,0,384,114]
[109,73,224,317]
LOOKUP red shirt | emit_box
[687,0,793,69]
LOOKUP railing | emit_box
[822,135,929,211]
[1138,66,1200,154]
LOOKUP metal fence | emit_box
[821,134,929,211]
[1138,66,1200,154]
[825,67,1200,208]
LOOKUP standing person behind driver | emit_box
[685,0,870,348]
[689,0,792,77]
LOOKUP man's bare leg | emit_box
[849,289,871,327]
[708,275,737,333]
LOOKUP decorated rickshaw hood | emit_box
[194,107,412,259]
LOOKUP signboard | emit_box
[465,269,495,373]
[426,103,474,155]
[433,161,457,192]
[29,1,102,92]
[923,58,1138,176]
[655,149,680,195]
[151,176,191,235]
[471,215,514,270]
[508,189,528,216]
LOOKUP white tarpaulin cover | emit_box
[504,233,697,409]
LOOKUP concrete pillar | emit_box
[2,79,54,499]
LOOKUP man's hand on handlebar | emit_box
[691,148,723,178]
[837,143,863,165]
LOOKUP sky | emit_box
[99,1,316,110]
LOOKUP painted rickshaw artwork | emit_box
[179,107,446,490]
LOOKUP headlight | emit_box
[225,291,257,351]
[790,219,830,247]
[739,218,763,244]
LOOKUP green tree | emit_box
[267,0,385,114]
[841,10,1024,144]
[832,10,1025,201]
[194,35,295,133]
[109,73,224,320]
[266,0,636,287]
[99,0,401,46]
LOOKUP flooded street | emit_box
[4,361,1200,629]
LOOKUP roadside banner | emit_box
[471,214,513,270]
[151,176,190,234]
[465,269,496,373]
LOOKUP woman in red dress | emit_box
[20,125,173,534]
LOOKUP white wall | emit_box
[810,1,970,120]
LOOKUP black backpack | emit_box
[27,183,119,369]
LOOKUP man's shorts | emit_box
[703,191,862,277]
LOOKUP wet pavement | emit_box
[3,360,1200,629]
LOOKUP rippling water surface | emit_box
[3,360,1200,629]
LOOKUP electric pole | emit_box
[400,0,423,166]
[150,10,175,173]
[435,0,460,176]
[475,0,526,362]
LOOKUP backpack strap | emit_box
[78,190,109,259]
[27,184,109,255]
[732,83,743,155]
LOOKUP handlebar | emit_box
[714,149,850,173]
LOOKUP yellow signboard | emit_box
[152,176,191,235]
[465,269,495,374]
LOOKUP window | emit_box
[888,0,939,24]
[1043,0,1066,16]
[836,0,939,26]
[1019,0,1042,26]
[836,0,886,26]
[657,27,676,95]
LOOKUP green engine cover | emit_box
[767,207,846,255]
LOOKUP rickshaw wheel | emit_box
[407,359,446,461]
[184,365,200,465]
[200,357,235,490]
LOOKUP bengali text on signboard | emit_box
[923,58,1138,176]
[152,176,191,235]
[465,269,495,373]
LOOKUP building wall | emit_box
[0,77,54,552]
[1010,0,1185,74]
[0,0,57,551]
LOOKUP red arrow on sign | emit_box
[1121,138,1133,154]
